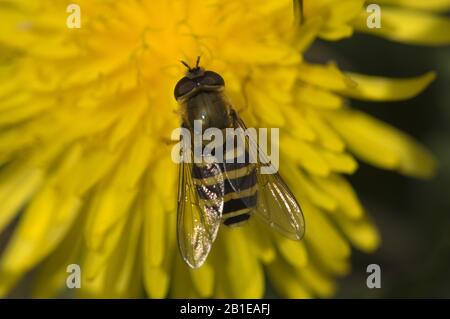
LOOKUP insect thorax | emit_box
[184,91,232,131]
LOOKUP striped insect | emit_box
[174,57,305,268]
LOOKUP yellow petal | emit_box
[353,7,450,45]
[83,209,129,280]
[0,165,43,233]
[292,17,324,52]
[284,106,317,142]
[246,218,276,263]
[312,173,364,219]
[334,213,381,252]
[276,234,308,268]
[171,256,200,299]
[224,42,300,65]
[78,266,109,298]
[321,149,359,174]
[141,160,176,294]
[142,192,165,267]
[152,158,178,213]
[282,137,330,176]
[304,109,345,152]
[32,215,83,298]
[190,263,214,298]
[73,147,123,196]
[341,72,436,101]
[107,96,148,150]
[0,192,80,296]
[0,91,30,112]
[0,96,55,127]
[215,227,264,298]
[84,134,151,250]
[81,208,143,298]
[375,0,450,12]
[267,258,312,298]
[106,208,143,298]
[144,266,170,299]
[84,185,136,252]
[294,83,344,109]
[0,146,83,296]
[143,210,175,298]
[284,163,337,212]
[304,0,365,41]
[296,263,337,298]
[295,200,351,275]
[248,87,286,127]
[325,108,437,178]
[297,62,357,91]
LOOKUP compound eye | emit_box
[174,77,196,99]
[199,71,225,87]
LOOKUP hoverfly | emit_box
[174,57,305,268]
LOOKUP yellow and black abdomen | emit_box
[193,160,258,227]
[185,91,257,226]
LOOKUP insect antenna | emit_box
[180,57,202,72]
[180,60,192,71]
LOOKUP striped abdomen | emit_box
[193,160,258,227]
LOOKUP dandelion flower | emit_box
[0,0,447,298]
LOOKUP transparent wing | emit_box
[177,147,224,268]
[254,168,305,240]
[231,110,305,240]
